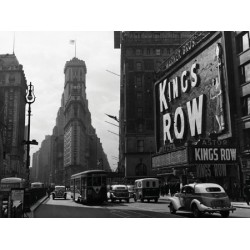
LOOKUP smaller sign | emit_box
[191,146,237,164]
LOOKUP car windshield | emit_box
[206,187,221,192]
[55,186,65,191]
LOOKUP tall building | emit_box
[63,57,91,184]
[114,31,194,183]
[152,31,243,197]
[0,88,4,177]
[0,54,27,179]
[63,57,111,185]
[231,32,250,184]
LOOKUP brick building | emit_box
[0,54,27,179]
[114,31,194,183]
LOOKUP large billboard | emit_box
[154,32,233,153]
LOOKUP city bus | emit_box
[0,177,26,200]
[70,170,107,204]
[30,182,45,189]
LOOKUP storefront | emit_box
[153,32,240,196]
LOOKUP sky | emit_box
[0,31,121,170]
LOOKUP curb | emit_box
[27,196,48,218]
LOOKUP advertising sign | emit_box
[154,32,232,152]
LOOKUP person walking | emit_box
[243,184,250,205]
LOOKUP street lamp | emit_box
[24,82,38,188]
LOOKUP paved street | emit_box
[33,193,250,218]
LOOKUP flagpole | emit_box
[75,40,76,57]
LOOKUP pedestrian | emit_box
[243,184,250,206]
[232,182,240,201]
[165,183,169,196]
[47,187,51,198]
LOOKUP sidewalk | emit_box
[25,195,48,218]
[159,195,250,209]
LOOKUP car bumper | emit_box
[201,205,236,213]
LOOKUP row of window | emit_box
[127,60,163,71]
[126,48,173,57]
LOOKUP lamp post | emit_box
[24,82,37,188]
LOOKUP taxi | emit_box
[168,183,236,218]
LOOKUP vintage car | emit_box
[168,183,236,218]
[107,185,130,203]
[51,185,67,200]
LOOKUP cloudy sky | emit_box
[0,31,121,170]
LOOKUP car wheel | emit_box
[169,203,176,214]
[192,205,201,218]
[220,211,230,218]
[141,199,144,203]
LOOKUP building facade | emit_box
[114,31,194,183]
[153,32,240,196]
[63,57,111,185]
[0,54,27,179]
[232,32,250,185]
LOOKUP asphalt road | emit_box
[33,193,250,218]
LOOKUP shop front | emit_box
[153,32,240,197]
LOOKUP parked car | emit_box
[127,185,135,198]
[134,178,160,203]
[51,185,67,200]
[168,183,236,218]
[107,185,130,203]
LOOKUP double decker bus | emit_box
[70,170,107,204]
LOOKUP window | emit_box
[136,92,143,104]
[147,48,151,55]
[135,49,141,56]
[241,96,250,116]
[137,122,143,133]
[137,140,144,152]
[137,107,143,118]
[152,181,156,187]
[136,75,142,87]
[155,49,161,56]
[154,33,160,41]
[237,32,250,54]
[239,62,250,84]
[136,62,142,71]
[206,187,221,192]
[146,181,150,187]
